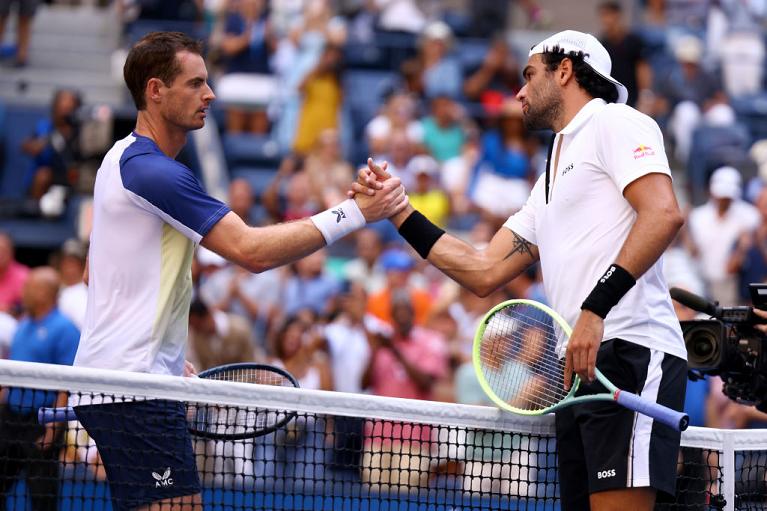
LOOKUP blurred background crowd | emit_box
[2,0,767,436]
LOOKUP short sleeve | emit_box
[502,173,544,245]
[120,153,230,243]
[55,320,80,366]
[596,105,671,192]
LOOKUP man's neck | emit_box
[134,111,187,158]
[553,94,594,133]
[30,304,54,321]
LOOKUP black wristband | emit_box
[398,210,446,259]
[581,264,636,319]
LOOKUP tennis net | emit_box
[0,360,765,510]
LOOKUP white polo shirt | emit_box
[505,99,686,360]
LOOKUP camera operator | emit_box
[19,89,83,210]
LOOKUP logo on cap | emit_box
[633,145,655,159]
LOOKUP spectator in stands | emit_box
[0,267,79,511]
[597,1,652,110]
[271,313,332,391]
[0,0,39,67]
[198,261,282,350]
[0,232,29,315]
[363,288,448,400]
[322,280,371,394]
[343,228,386,294]
[379,130,417,189]
[421,94,466,163]
[407,154,450,228]
[20,89,83,202]
[401,21,462,100]
[262,156,319,222]
[57,238,88,330]
[187,298,260,371]
[686,166,760,305]
[728,187,767,303]
[227,177,256,225]
[470,98,536,222]
[367,248,432,326]
[212,0,276,134]
[360,289,448,488]
[463,36,523,106]
[653,35,734,165]
[280,248,340,318]
[365,92,423,158]
[303,128,353,208]
[293,43,345,155]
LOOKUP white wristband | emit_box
[310,198,366,245]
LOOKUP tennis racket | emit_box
[38,363,300,440]
[473,299,689,431]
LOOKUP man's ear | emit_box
[145,77,165,105]
[558,58,575,86]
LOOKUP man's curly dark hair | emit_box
[539,45,619,103]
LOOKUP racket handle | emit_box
[615,391,689,431]
[38,406,77,424]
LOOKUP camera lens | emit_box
[683,323,722,370]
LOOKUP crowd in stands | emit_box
[4,2,767,496]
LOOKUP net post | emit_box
[721,432,735,511]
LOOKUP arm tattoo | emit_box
[506,232,534,260]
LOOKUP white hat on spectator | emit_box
[407,154,440,177]
[420,21,453,47]
[709,166,742,200]
[673,35,704,64]
[529,30,628,104]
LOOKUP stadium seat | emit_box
[1,104,47,199]
[731,93,767,145]
[687,123,752,205]
[222,134,283,171]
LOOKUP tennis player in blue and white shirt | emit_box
[72,31,408,511]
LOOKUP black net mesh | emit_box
[0,378,749,510]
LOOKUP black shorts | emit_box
[74,399,201,511]
[555,339,687,510]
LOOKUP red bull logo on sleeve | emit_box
[633,145,655,159]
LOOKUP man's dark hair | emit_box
[540,45,619,103]
[598,1,622,13]
[123,31,204,110]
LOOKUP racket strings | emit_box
[188,366,295,437]
[480,304,569,411]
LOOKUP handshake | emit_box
[348,158,413,225]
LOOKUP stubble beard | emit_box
[523,86,563,132]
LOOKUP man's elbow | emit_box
[666,207,685,235]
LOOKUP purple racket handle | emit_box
[615,390,689,431]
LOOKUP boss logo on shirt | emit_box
[633,145,655,159]
[562,163,574,175]
[332,208,346,223]
[597,469,616,479]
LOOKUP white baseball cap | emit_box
[529,30,628,104]
[709,166,742,200]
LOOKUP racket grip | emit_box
[38,406,77,424]
[615,391,689,431]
